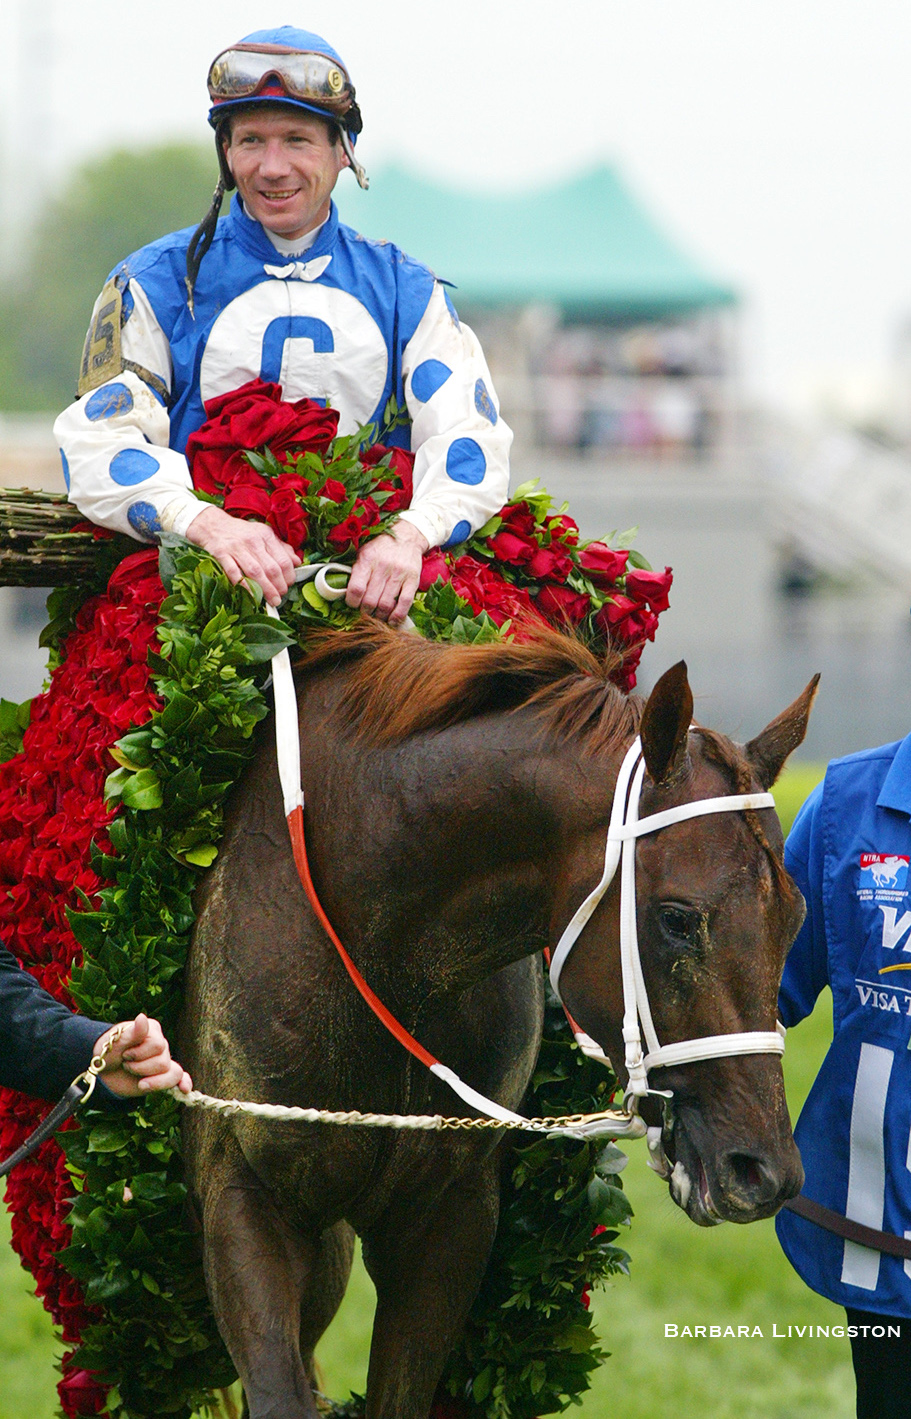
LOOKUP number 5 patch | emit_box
[78,276,123,396]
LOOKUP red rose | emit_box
[487,529,535,565]
[595,596,660,645]
[625,566,673,613]
[419,550,451,591]
[58,1364,108,1416]
[480,577,543,631]
[536,583,591,625]
[185,379,338,494]
[449,555,490,613]
[579,542,630,585]
[546,512,580,544]
[361,444,415,513]
[499,501,537,537]
[267,486,309,550]
[326,500,380,554]
[525,543,574,583]
[272,470,310,497]
[224,484,272,519]
[321,478,349,504]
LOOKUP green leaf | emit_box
[302,581,331,614]
[184,844,218,868]
[471,1365,493,1403]
[121,767,164,811]
[0,696,31,763]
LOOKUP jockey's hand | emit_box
[185,504,301,607]
[93,1015,193,1097]
[346,521,430,626]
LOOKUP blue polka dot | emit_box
[444,290,461,329]
[445,438,487,486]
[59,449,70,490]
[474,378,497,425]
[85,382,134,421]
[109,448,160,486]
[411,359,452,404]
[127,501,162,539]
[443,519,471,549]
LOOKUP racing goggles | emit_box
[207,45,361,131]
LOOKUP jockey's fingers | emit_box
[345,563,369,609]
[388,569,421,626]
[215,552,244,587]
[237,553,288,606]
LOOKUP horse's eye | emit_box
[658,904,702,945]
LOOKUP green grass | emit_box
[0,764,835,1418]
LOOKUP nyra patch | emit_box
[857,853,910,903]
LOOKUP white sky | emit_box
[5,0,911,412]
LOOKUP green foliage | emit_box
[440,1000,630,1419]
[0,143,215,411]
[60,544,284,1416]
[52,539,632,1418]
[0,697,31,763]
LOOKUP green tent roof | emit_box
[334,164,735,318]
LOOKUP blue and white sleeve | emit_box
[398,283,512,550]
[53,280,206,542]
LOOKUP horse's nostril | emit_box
[726,1151,771,1198]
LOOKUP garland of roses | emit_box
[0,380,671,1418]
[183,379,672,683]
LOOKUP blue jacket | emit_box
[54,196,511,552]
[776,736,911,1315]
[0,946,115,1104]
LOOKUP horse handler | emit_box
[777,738,911,1418]
[54,23,512,621]
[0,943,191,1105]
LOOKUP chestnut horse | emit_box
[180,625,815,1419]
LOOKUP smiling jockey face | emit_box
[222,108,349,241]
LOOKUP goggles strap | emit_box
[338,127,369,190]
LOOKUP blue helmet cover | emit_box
[208,25,355,132]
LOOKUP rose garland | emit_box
[183,379,672,683]
[0,382,671,1418]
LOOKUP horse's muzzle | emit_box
[665,1113,804,1226]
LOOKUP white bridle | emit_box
[548,734,786,1106]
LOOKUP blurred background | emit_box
[1,1,909,1414]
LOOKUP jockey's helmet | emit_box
[207,26,367,189]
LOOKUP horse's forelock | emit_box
[295,621,642,752]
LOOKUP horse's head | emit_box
[559,662,818,1226]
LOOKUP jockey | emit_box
[54,26,511,624]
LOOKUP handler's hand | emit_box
[185,504,301,607]
[346,521,430,626]
[93,1015,193,1097]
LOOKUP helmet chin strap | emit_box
[548,735,785,1112]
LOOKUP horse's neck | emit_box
[306,699,628,995]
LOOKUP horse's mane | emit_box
[295,621,643,752]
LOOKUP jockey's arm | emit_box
[54,276,300,606]
[346,282,512,624]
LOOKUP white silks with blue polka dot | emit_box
[53,196,512,552]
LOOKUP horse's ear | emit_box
[640,661,693,785]
[744,675,820,789]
